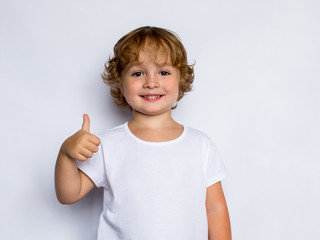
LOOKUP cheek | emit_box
[168,79,180,96]
[122,80,138,98]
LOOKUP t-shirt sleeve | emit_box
[77,141,107,188]
[205,141,228,187]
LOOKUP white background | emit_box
[1,0,319,239]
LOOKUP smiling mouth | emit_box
[142,95,162,99]
[140,95,164,101]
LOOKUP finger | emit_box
[83,141,99,153]
[88,134,100,146]
[82,114,90,133]
[79,148,94,159]
[75,153,87,162]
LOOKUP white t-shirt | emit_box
[77,122,227,240]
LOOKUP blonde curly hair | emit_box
[102,26,194,109]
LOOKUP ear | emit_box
[177,78,183,101]
[117,76,124,93]
[119,82,124,95]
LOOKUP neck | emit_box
[129,110,177,129]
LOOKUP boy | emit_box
[55,26,231,240]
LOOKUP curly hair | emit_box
[102,26,194,109]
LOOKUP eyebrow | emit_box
[127,62,173,69]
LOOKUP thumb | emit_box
[81,114,90,132]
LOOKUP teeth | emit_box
[144,95,160,99]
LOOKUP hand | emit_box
[60,114,101,161]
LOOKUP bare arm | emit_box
[54,114,100,204]
[206,181,232,240]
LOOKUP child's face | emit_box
[120,47,180,117]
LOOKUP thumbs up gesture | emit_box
[61,114,101,161]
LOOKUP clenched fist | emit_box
[60,114,101,161]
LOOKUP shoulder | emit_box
[97,122,128,141]
[186,126,213,142]
[185,126,218,149]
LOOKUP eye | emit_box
[132,72,144,77]
[160,71,170,76]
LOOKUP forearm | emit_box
[54,150,82,204]
[207,206,232,240]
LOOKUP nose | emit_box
[143,74,160,89]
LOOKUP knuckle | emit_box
[80,137,88,145]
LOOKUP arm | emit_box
[206,181,232,240]
[55,114,100,204]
